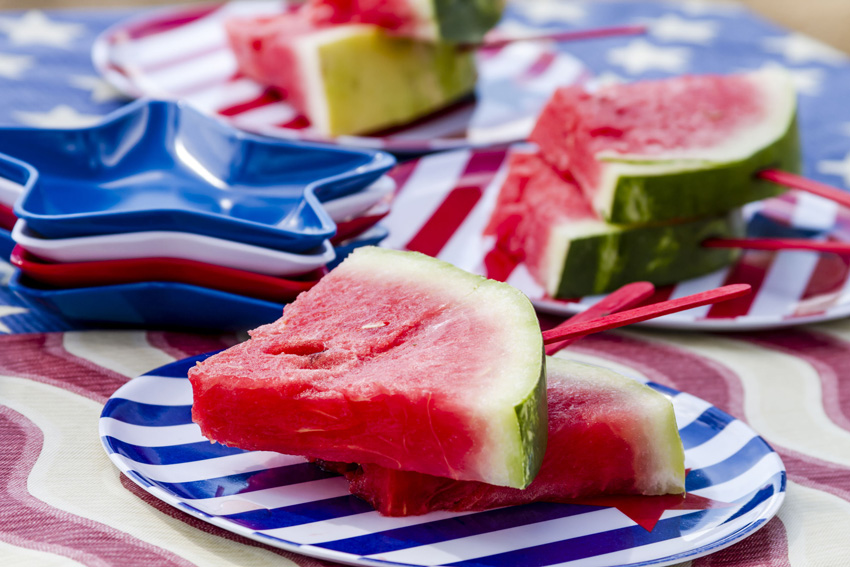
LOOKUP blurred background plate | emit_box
[91,1,588,153]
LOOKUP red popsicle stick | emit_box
[473,24,647,50]
[704,237,850,254]
[545,281,655,355]
[759,168,850,210]
[541,284,751,344]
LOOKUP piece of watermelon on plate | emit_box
[225,12,477,136]
[486,152,744,298]
[324,356,686,516]
[188,246,547,489]
[530,67,800,224]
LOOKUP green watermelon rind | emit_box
[305,25,477,137]
[547,211,744,299]
[546,357,685,494]
[430,0,505,43]
[593,113,801,225]
[337,248,547,489]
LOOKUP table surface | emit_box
[2,2,850,566]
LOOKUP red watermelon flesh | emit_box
[304,0,416,32]
[189,247,547,489]
[225,12,327,115]
[327,357,685,516]
[484,152,596,288]
[529,72,768,194]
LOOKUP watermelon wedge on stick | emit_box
[529,67,800,224]
[486,152,744,298]
[226,14,477,137]
[189,247,547,489]
[327,356,686,516]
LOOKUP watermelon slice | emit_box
[325,356,685,516]
[304,0,506,43]
[486,152,743,298]
[529,68,800,224]
[225,13,477,136]
[189,247,547,489]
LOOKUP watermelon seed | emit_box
[361,322,389,329]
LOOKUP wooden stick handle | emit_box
[541,284,751,344]
[759,169,850,209]
[545,281,655,355]
[704,237,850,254]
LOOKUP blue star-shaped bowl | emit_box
[6,99,396,252]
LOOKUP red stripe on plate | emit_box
[132,43,229,75]
[278,114,311,130]
[523,50,558,79]
[706,251,775,319]
[218,88,283,116]
[387,158,421,194]
[118,3,224,41]
[793,244,850,317]
[405,150,507,257]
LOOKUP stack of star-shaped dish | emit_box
[0,100,397,330]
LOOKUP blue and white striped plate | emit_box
[99,353,786,567]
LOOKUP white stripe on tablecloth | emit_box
[62,331,176,379]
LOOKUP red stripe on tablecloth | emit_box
[572,333,742,414]
[218,88,283,117]
[118,475,331,566]
[793,247,850,317]
[706,251,775,319]
[578,331,850,507]
[146,331,240,360]
[0,334,128,403]
[0,407,194,567]
[692,518,791,567]
[116,3,223,41]
[405,150,507,257]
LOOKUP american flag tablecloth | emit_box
[2,1,850,566]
